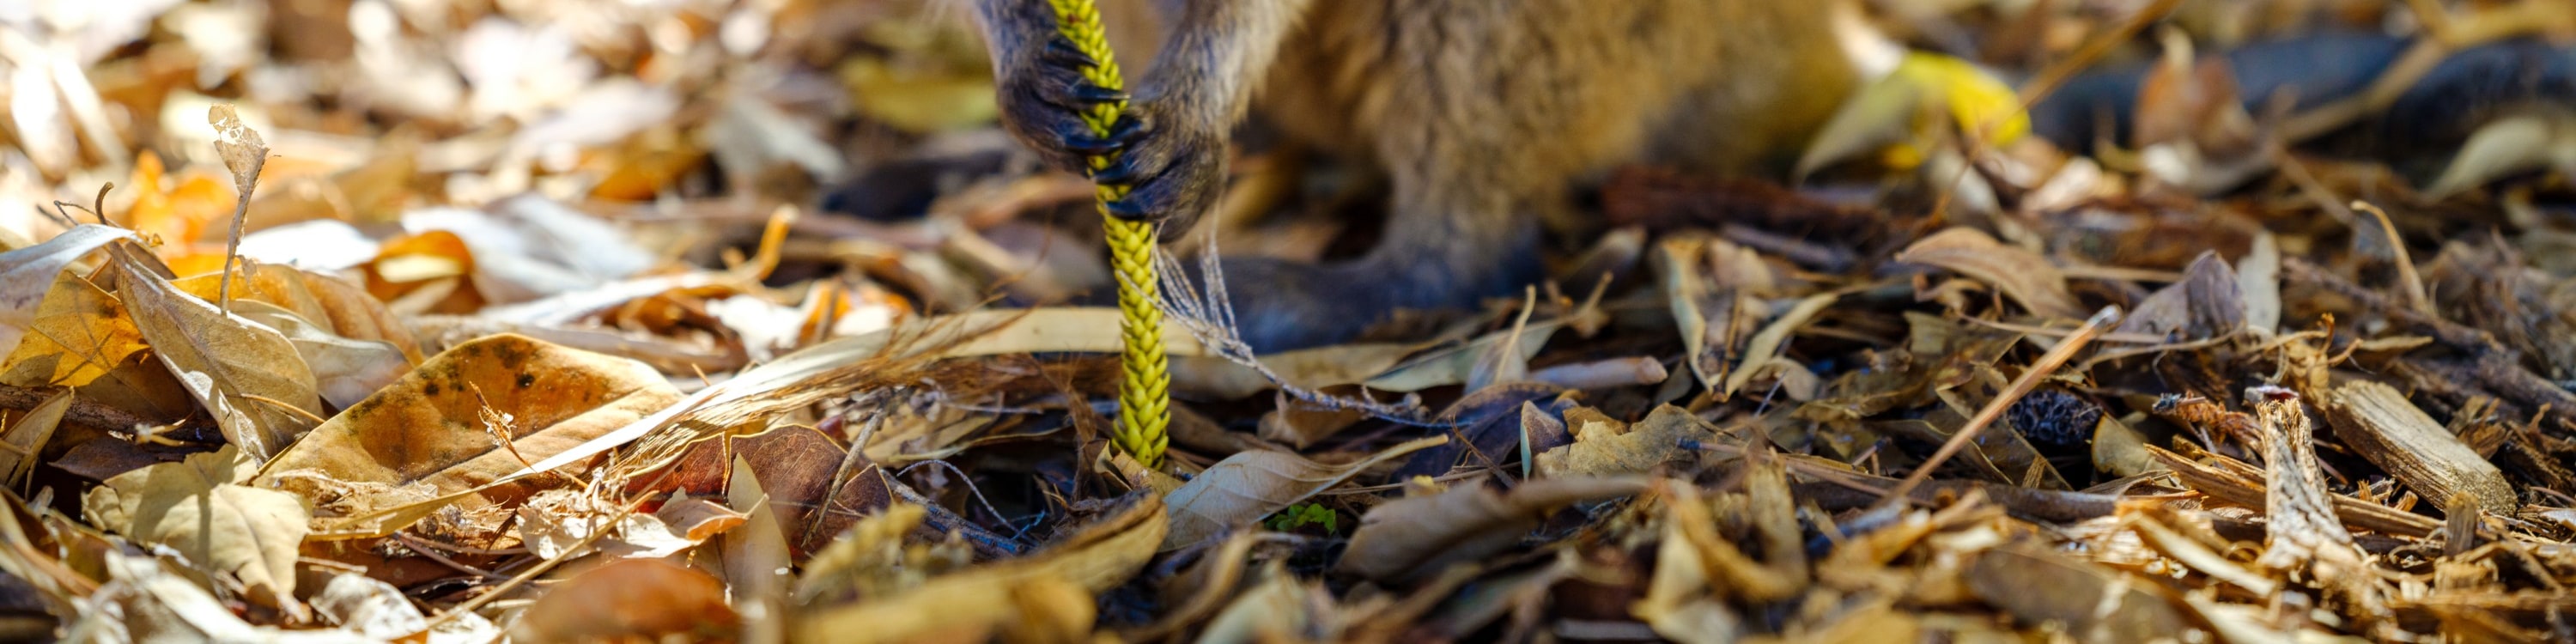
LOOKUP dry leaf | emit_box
[80,445,310,613]
[1365,321,1562,392]
[0,271,149,389]
[722,456,793,644]
[1657,235,1777,396]
[2426,111,2576,198]
[1162,435,1446,550]
[256,333,680,538]
[1535,405,1725,477]
[227,300,408,410]
[0,389,71,488]
[173,262,423,363]
[1896,228,2081,319]
[1724,293,1837,398]
[793,494,1168,643]
[0,225,141,355]
[1336,477,1646,584]
[70,552,355,643]
[114,246,323,461]
[2115,252,2243,338]
[510,558,741,643]
[1966,544,2192,640]
[1171,342,1417,400]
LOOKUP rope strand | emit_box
[1047,0,1170,467]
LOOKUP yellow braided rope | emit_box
[1046,0,1170,467]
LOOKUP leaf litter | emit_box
[0,1,2569,642]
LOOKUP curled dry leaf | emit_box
[498,308,1216,491]
[227,301,409,410]
[255,333,680,538]
[1895,228,2081,319]
[1364,320,1562,392]
[0,271,148,390]
[793,494,1168,643]
[72,552,357,644]
[362,229,483,314]
[1162,435,1447,550]
[0,225,142,355]
[2114,252,2243,338]
[0,390,71,488]
[173,261,423,363]
[1965,543,2192,640]
[1656,235,1777,396]
[1535,404,1727,478]
[1336,476,1647,585]
[113,246,322,461]
[510,558,741,643]
[80,445,310,614]
[1171,342,1417,400]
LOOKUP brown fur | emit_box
[969,0,1860,350]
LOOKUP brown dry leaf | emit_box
[0,225,141,355]
[113,246,322,461]
[0,271,149,389]
[1336,477,1646,585]
[1895,227,2081,319]
[174,262,423,363]
[2426,110,2576,198]
[1658,235,1777,395]
[1198,563,1334,644]
[510,558,741,643]
[1535,404,1725,477]
[1364,320,1563,392]
[793,494,1168,642]
[496,308,1217,490]
[1255,392,1370,448]
[2239,233,2281,334]
[80,445,309,614]
[2115,252,2244,338]
[361,230,483,314]
[72,552,361,643]
[0,390,71,488]
[1162,435,1447,550]
[1966,543,2193,641]
[1631,513,1746,644]
[227,300,408,410]
[2091,415,2165,477]
[256,333,679,538]
[721,456,792,643]
[208,105,269,192]
[1171,342,1417,400]
[1723,293,1837,398]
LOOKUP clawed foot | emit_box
[997,35,1228,241]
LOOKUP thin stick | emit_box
[1877,306,2120,509]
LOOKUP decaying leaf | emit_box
[1965,543,2192,639]
[81,445,310,614]
[257,333,680,538]
[1534,404,1728,477]
[113,246,322,461]
[1163,435,1445,550]
[0,271,149,399]
[0,226,142,355]
[2114,251,2243,338]
[1896,228,2081,319]
[793,494,1168,642]
[510,558,741,643]
[0,390,72,488]
[1337,477,1645,585]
